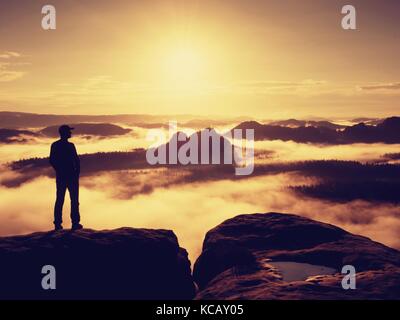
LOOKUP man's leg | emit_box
[54,176,67,228]
[68,176,80,226]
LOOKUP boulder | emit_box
[194,213,400,299]
[0,228,195,300]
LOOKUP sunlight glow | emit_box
[160,44,208,92]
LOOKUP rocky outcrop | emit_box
[2,214,399,300]
[0,228,195,300]
[194,213,400,299]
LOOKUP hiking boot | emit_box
[71,223,83,231]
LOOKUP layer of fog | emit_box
[1,172,399,264]
[2,128,399,166]
[1,125,400,264]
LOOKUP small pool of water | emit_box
[267,261,337,282]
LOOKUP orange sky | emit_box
[0,0,399,118]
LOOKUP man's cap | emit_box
[58,125,74,134]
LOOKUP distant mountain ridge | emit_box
[39,123,131,137]
[0,111,188,128]
[2,111,399,144]
[234,116,400,144]
[0,122,132,143]
[0,128,38,143]
[267,119,345,129]
[0,111,246,129]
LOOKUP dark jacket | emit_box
[49,140,80,177]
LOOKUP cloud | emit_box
[0,51,21,59]
[360,83,400,91]
[0,70,25,82]
[239,80,327,89]
[0,52,26,82]
[28,75,150,108]
[213,80,367,98]
[57,76,133,95]
[224,79,328,95]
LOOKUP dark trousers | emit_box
[54,174,80,226]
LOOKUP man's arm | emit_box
[49,143,57,170]
[72,144,80,175]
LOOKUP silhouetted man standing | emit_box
[50,125,83,231]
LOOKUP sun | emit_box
[161,45,206,90]
[146,35,221,94]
